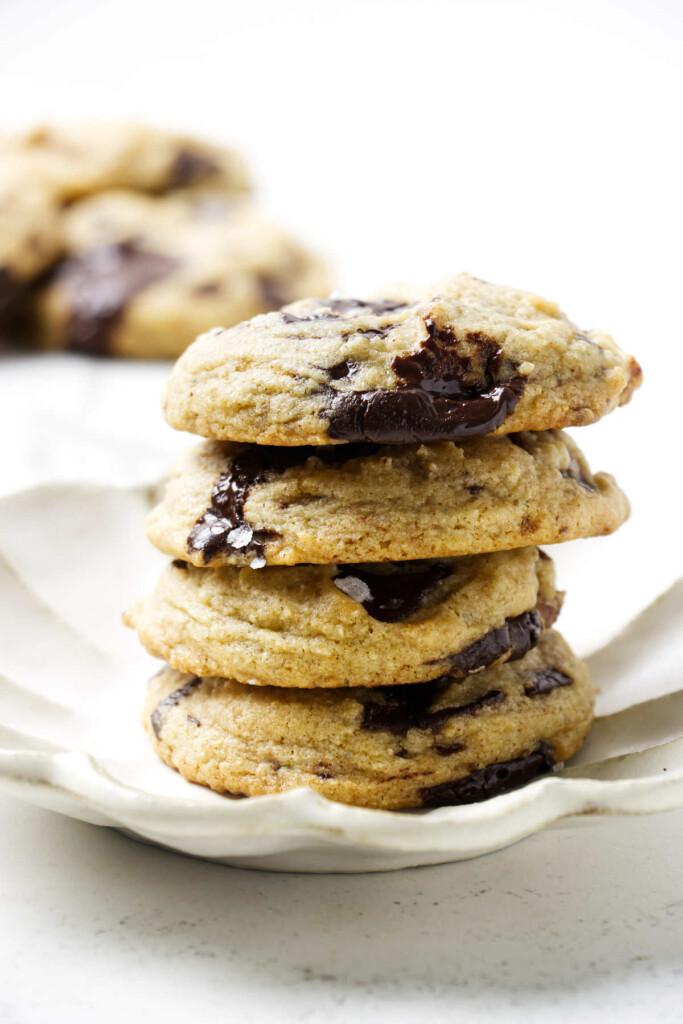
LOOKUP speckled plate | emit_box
[1,483,682,873]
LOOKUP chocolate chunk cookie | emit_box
[124,546,560,688]
[162,273,641,444]
[145,430,628,567]
[143,630,594,810]
[35,190,330,358]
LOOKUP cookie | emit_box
[143,630,594,810]
[125,546,561,688]
[162,272,641,445]
[145,430,629,568]
[34,190,330,358]
[1,122,250,201]
[0,165,63,311]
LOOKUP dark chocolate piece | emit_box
[281,297,410,325]
[167,149,220,189]
[327,359,358,380]
[151,677,201,739]
[435,741,466,756]
[187,442,382,564]
[421,743,555,807]
[361,680,504,737]
[56,242,178,355]
[325,383,522,443]
[333,561,452,622]
[325,318,523,443]
[524,667,573,697]
[561,450,597,491]
[0,267,18,311]
[442,609,544,677]
[171,559,189,570]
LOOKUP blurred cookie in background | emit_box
[0,122,251,201]
[0,122,329,357]
[34,190,330,358]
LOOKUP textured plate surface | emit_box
[0,483,682,872]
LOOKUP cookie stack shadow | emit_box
[126,273,641,810]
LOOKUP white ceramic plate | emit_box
[0,483,682,873]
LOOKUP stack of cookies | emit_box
[126,273,641,810]
[0,122,329,357]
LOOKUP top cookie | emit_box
[0,122,250,201]
[162,273,642,445]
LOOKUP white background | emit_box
[0,0,682,1021]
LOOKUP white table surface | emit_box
[1,0,682,1019]
[1,794,682,1023]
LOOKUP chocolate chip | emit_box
[167,149,220,189]
[434,741,466,756]
[561,450,597,491]
[151,677,201,739]
[421,743,555,807]
[55,242,178,355]
[333,561,452,622]
[524,667,573,697]
[187,443,382,565]
[171,559,189,570]
[442,609,545,677]
[186,714,201,727]
[361,681,504,737]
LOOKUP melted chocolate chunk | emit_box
[443,610,544,677]
[171,559,189,570]
[561,450,597,491]
[333,561,452,622]
[167,148,220,189]
[421,743,555,807]
[188,442,382,564]
[326,384,522,443]
[325,318,523,443]
[361,680,504,737]
[394,322,502,396]
[524,667,573,697]
[327,359,358,380]
[325,298,410,317]
[151,677,201,739]
[56,242,178,355]
[0,267,18,311]
[282,297,410,325]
